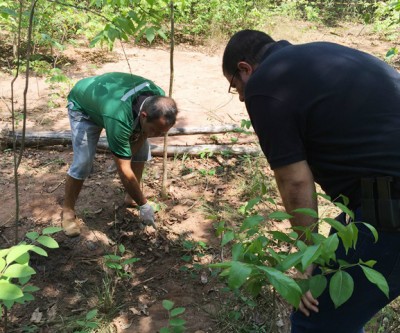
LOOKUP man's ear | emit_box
[237,61,253,75]
[140,111,148,119]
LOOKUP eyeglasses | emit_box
[228,68,239,94]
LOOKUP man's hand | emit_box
[298,264,319,316]
[139,203,156,228]
[299,290,319,316]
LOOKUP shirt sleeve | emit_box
[246,94,307,169]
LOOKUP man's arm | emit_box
[274,160,319,316]
[113,156,146,206]
[274,160,317,229]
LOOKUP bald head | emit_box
[142,96,178,126]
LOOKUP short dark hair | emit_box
[142,96,178,126]
[222,29,275,76]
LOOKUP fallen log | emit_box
[0,126,260,156]
[0,124,251,145]
[149,144,261,157]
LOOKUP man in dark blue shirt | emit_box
[222,29,400,333]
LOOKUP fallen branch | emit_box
[0,125,250,142]
[0,126,260,156]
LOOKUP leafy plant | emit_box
[103,244,140,279]
[74,309,100,333]
[160,300,186,333]
[0,227,62,317]
[179,239,208,278]
[211,194,388,309]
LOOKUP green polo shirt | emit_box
[67,72,165,158]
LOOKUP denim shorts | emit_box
[67,107,151,180]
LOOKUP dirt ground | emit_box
[0,18,399,333]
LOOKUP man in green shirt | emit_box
[62,72,178,237]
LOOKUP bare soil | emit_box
[0,18,399,333]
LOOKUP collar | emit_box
[260,40,291,62]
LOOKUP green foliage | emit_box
[103,243,140,279]
[179,239,208,278]
[372,0,400,40]
[74,309,100,333]
[210,195,389,309]
[0,227,62,314]
[160,300,186,333]
[174,0,269,37]
[88,0,170,49]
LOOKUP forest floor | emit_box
[0,16,399,333]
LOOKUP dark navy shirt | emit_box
[245,40,400,206]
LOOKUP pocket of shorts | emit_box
[68,108,90,121]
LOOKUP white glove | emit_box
[139,203,156,228]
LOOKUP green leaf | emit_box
[23,285,40,293]
[0,281,23,300]
[296,279,309,294]
[170,307,185,317]
[106,263,122,270]
[360,266,389,298]
[0,258,6,272]
[15,252,30,265]
[359,259,376,268]
[42,227,62,235]
[386,47,398,60]
[323,234,339,253]
[162,300,174,310]
[315,192,331,201]
[301,244,322,270]
[268,211,293,220]
[169,318,186,326]
[122,258,140,265]
[3,299,15,309]
[350,223,359,248]
[3,264,36,278]
[231,243,244,261]
[268,230,294,243]
[334,202,354,220]
[359,222,378,242]
[86,309,98,320]
[311,233,326,245]
[0,249,10,259]
[118,244,126,254]
[322,218,346,233]
[85,322,99,329]
[145,27,155,43]
[228,262,252,290]
[36,236,59,249]
[292,208,318,218]
[104,254,121,261]
[221,231,235,246]
[309,274,327,298]
[6,245,34,264]
[244,197,262,212]
[26,232,39,241]
[240,215,264,231]
[31,246,48,257]
[329,271,354,308]
[157,29,168,41]
[19,276,32,285]
[159,328,171,333]
[337,224,356,254]
[258,266,302,308]
[276,251,303,271]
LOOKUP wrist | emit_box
[139,199,147,207]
